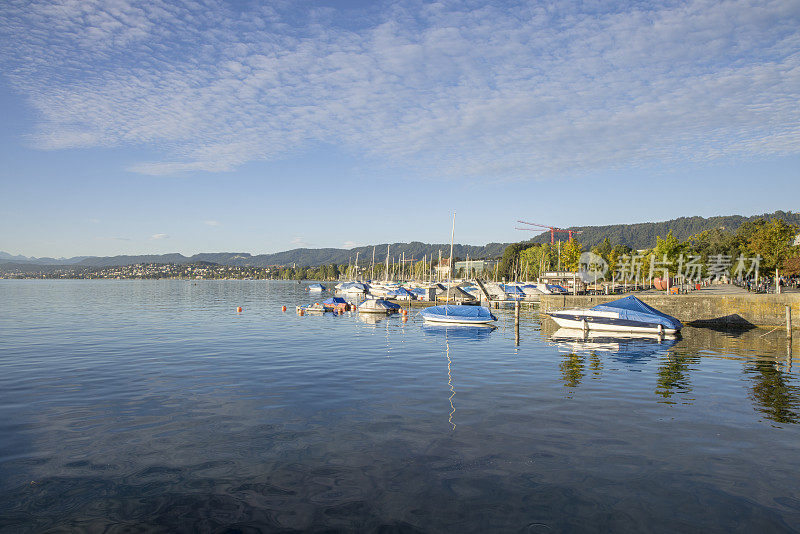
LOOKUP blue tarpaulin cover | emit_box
[591,296,682,330]
[500,284,526,295]
[323,297,348,305]
[421,305,497,322]
[340,282,368,291]
[387,287,414,297]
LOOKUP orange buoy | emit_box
[237,306,243,313]
[402,309,408,316]
[299,309,304,316]
[281,305,287,312]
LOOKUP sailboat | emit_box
[420,213,497,325]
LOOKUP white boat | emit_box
[534,283,568,295]
[339,282,369,295]
[420,213,497,326]
[420,304,497,325]
[547,296,682,335]
[296,303,326,314]
[357,298,401,314]
[308,283,326,292]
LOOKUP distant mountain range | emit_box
[3,210,797,269]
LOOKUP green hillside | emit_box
[525,210,800,250]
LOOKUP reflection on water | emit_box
[560,353,585,389]
[421,323,496,340]
[2,280,800,532]
[421,324,497,430]
[747,359,800,425]
[446,336,456,430]
[544,321,800,422]
[588,351,602,379]
[655,352,699,402]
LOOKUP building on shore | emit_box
[538,271,586,293]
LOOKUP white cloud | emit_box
[290,236,308,247]
[342,241,359,249]
[150,233,169,240]
[204,220,221,227]
[1,0,798,180]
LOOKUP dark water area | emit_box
[1,280,799,533]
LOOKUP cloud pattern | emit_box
[0,0,798,179]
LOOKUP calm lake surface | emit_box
[1,280,799,533]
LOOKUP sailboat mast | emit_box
[446,213,455,308]
[385,245,390,283]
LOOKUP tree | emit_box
[497,243,527,280]
[746,219,798,293]
[560,240,583,272]
[651,231,687,277]
[592,238,613,262]
[607,244,630,279]
[518,244,550,281]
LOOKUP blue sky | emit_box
[1,0,798,258]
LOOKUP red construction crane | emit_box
[516,220,582,245]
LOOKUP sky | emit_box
[0,0,798,258]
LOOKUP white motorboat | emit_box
[547,296,682,335]
[420,305,497,325]
[357,298,401,314]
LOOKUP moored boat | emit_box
[357,298,401,314]
[305,302,327,313]
[420,305,497,325]
[322,297,350,311]
[339,282,369,295]
[547,295,682,335]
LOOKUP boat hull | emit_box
[422,316,496,324]
[549,313,679,335]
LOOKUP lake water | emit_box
[1,280,799,532]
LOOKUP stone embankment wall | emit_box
[539,293,800,329]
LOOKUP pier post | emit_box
[787,305,792,336]
[514,300,520,346]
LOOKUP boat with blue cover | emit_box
[386,287,415,300]
[357,298,401,314]
[420,305,497,325]
[322,297,350,311]
[500,284,527,300]
[547,295,682,335]
[338,282,369,295]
